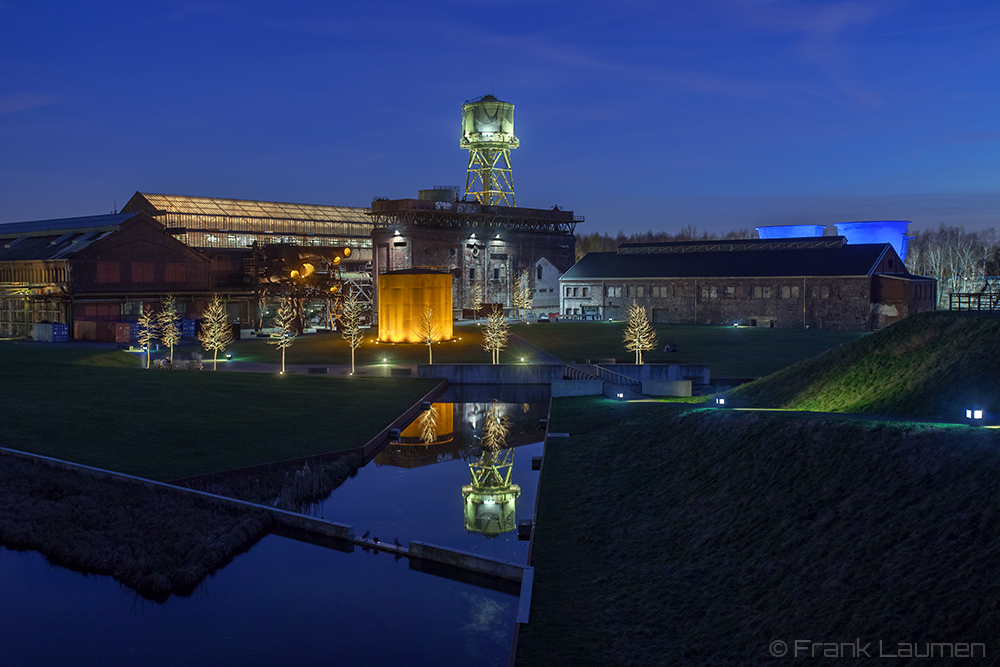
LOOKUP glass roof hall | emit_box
[124,193,374,251]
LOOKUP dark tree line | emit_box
[905,225,999,308]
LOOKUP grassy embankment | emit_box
[728,311,1000,421]
[517,312,1000,666]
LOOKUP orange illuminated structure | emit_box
[378,269,453,343]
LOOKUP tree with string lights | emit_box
[482,307,509,365]
[339,288,367,375]
[269,297,298,374]
[198,294,234,371]
[157,294,181,366]
[623,299,657,365]
[416,305,440,364]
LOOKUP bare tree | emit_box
[269,297,298,374]
[416,305,440,364]
[623,299,657,365]
[157,294,181,365]
[511,268,533,321]
[482,307,509,364]
[339,287,366,374]
[198,294,234,371]
[471,282,484,324]
[906,224,999,308]
[136,308,158,369]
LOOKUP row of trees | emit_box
[135,295,187,369]
[905,224,998,308]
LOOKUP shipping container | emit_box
[74,320,97,341]
[32,323,53,342]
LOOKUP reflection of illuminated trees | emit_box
[481,402,510,452]
[416,404,440,444]
[463,401,520,536]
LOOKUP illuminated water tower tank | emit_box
[755,224,827,239]
[835,221,911,261]
[461,95,519,206]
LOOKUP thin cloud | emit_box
[0,92,58,114]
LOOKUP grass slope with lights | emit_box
[727,311,1000,421]
[1,343,439,480]
[516,398,1000,666]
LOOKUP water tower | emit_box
[461,95,519,206]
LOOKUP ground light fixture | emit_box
[715,397,726,407]
[225,353,232,360]
[966,408,984,425]
[616,392,624,400]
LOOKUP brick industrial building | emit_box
[559,236,936,331]
[369,189,577,320]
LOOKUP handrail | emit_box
[592,365,642,392]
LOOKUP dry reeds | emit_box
[0,452,275,601]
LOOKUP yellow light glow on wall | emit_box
[378,270,453,343]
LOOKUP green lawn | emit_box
[516,396,1000,666]
[223,327,509,366]
[1,343,439,480]
[511,321,866,377]
[218,321,865,379]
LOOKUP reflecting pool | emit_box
[0,384,547,666]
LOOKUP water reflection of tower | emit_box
[462,402,520,537]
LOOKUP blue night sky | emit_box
[1,0,998,236]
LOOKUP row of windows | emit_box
[0,264,69,284]
[96,261,188,284]
[162,213,373,239]
[563,283,842,300]
[469,268,503,281]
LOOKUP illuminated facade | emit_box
[122,192,373,261]
[377,269,453,343]
[370,193,577,321]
